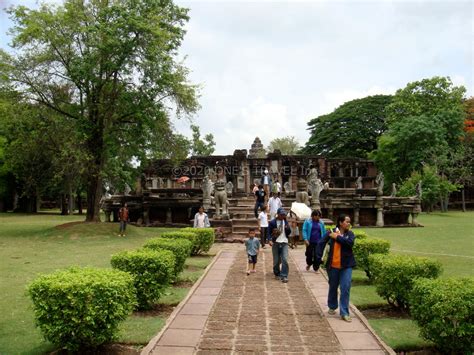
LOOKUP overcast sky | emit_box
[1,0,472,154]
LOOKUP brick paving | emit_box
[195,249,341,354]
[144,246,393,355]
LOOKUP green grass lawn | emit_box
[0,213,213,355]
[351,211,474,351]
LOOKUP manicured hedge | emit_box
[181,227,215,254]
[369,253,442,310]
[28,267,136,351]
[410,277,474,353]
[160,231,197,251]
[353,238,390,280]
[352,229,369,239]
[144,237,193,278]
[111,249,175,310]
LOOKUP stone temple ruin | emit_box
[102,137,422,241]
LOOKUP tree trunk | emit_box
[77,190,83,215]
[461,188,466,212]
[86,174,103,222]
[68,182,74,215]
[61,194,68,215]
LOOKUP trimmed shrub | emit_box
[410,277,474,353]
[353,238,390,280]
[160,230,201,255]
[28,267,136,351]
[369,253,442,310]
[352,229,369,239]
[182,227,215,254]
[144,237,193,278]
[111,249,175,309]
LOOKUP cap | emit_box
[277,208,287,216]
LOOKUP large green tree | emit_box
[373,77,466,186]
[267,136,301,155]
[387,76,465,124]
[302,95,392,158]
[1,0,199,221]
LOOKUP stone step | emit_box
[232,225,259,233]
[232,213,256,219]
[232,218,259,227]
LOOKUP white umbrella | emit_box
[289,202,312,220]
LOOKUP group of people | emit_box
[246,208,356,322]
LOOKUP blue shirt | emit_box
[245,237,261,256]
[310,221,322,244]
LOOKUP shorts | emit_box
[247,254,258,264]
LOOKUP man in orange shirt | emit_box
[316,214,356,322]
[118,203,130,237]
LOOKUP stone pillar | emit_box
[105,210,111,222]
[152,178,158,189]
[376,208,384,227]
[166,179,172,188]
[354,207,360,227]
[191,180,195,188]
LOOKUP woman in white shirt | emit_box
[193,206,210,228]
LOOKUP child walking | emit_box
[245,228,261,275]
[289,218,299,249]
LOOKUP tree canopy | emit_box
[302,95,392,158]
[373,77,466,186]
[189,124,216,156]
[1,0,199,221]
[267,136,301,155]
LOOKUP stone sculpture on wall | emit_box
[356,176,363,189]
[375,172,384,195]
[213,179,228,217]
[390,183,397,197]
[295,178,310,206]
[201,175,213,210]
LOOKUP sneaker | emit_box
[281,278,288,283]
[305,265,311,271]
[251,270,256,273]
[328,309,336,315]
[341,315,352,322]
[274,274,280,280]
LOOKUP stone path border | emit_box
[291,248,396,355]
[141,250,236,355]
[142,245,396,355]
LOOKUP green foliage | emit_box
[267,136,301,155]
[303,95,392,158]
[143,237,193,278]
[353,238,390,280]
[3,0,199,220]
[160,231,198,251]
[28,267,136,351]
[352,229,369,239]
[410,277,474,353]
[373,112,464,185]
[181,227,215,254]
[189,124,216,156]
[387,76,466,124]
[369,254,442,310]
[374,76,466,186]
[111,249,175,310]
[398,165,459,211]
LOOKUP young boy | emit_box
[289,218,299,249]
[258,205,268,248]
[245,228,261,275]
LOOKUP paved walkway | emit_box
[142,246,394,355]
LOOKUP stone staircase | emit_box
[224,195,295,242]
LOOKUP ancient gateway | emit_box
[102,138,421,240]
